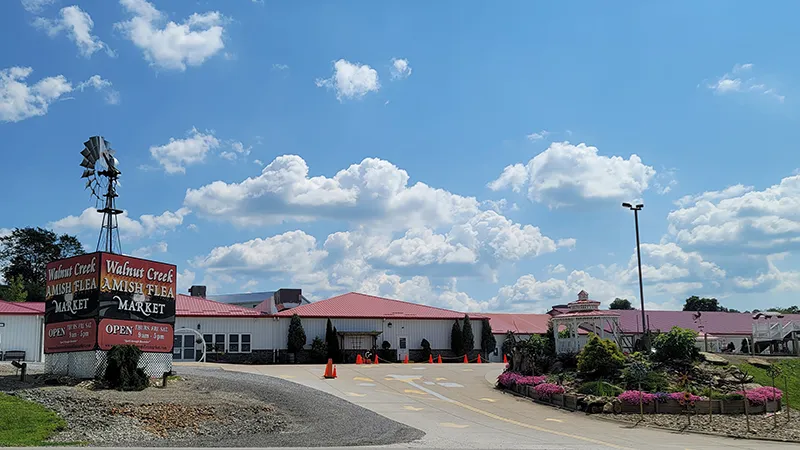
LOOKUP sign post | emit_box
[44,252,177,378]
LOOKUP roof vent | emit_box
[189,285,207,298]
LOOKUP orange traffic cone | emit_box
[477,354,482,364]
[356,354,363,365]
[323,358,335,378]
[463,354,469,364]
[374,354,379,365]
[503,354,508,364]
[437,355,442,364]
[428,354,434,364]
[403,354,409,364]
[332,366,337,378]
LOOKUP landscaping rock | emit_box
[747,358,772,368]
[602,402,614,414]
[700,352,729,365]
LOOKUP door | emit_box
[397,336,408,362]
[172,334,196,361]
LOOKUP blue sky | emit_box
[2,0,800,312]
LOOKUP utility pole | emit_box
[623,202,648,350]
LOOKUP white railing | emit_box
[752,320,798,342]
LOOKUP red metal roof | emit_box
[614,310,800,335]
[176,294,262,317]
[483,313,551,334]
[273,292,482,320]
[0,300,44,315]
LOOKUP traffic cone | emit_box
[503,354,508,364]
[323,358,335,378]
[437,355,442,364]
[332,366,337,378]
[463,354,469,364]
[428,354,434,364]
[356,354,363,365]
[374,354,379,365]
[403,354,409,364]
[477,354,482,364]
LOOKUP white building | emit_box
[0,300,44,362]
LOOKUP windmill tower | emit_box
[80,136,123,254]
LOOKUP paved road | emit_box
[184,361,797,450]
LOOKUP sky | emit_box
[2,0,800,313]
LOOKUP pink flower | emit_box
[533,383,565,397]
[618,390,656,405]
[737,387,783,405]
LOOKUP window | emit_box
[229,334,239,352]
[203,334,213,353]
[241,334,251,352]
[214,334,225,353]
[173,336,182,357]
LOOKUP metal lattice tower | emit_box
[80,136,123,254]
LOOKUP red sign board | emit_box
[99,253,177,299]
[45,253,100,300]
[44,319,97,353]
[97,319,174,352]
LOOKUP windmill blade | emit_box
[85,179,93,189]
[80,148,97,164]
[80,158,95,169]
[81,169,95,178]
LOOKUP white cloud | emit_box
[194,231,328,278]
[21,0,56,13]
[131,241,168,258]
[150,128,220,174]
[0,66,72,123]
[50,207,190,239]
[707,63,784,103]
[481,198,518,214]
[34,6,113,57]
[526,130,549,141]
[253,159,264,166]
[666,174,800,254]
[315,59,380,101]
[184,154,479,229]
[220,141,251,161]
[491,270,633,313]
[177,268,196,295]
[115,0,226,71]
[77,75,120,105]
[272,63,289,71]
[390,58,411,80]
[549,264,566,274]
[488,142,656,208]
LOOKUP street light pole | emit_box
[622,202,648,350]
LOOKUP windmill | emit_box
[80,136,123,254]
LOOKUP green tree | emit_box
[325,318,341,362]
[420,338,432,361]
[609,298,634,310]
[0,227,84,302]
[287,314,306,362]
[577,334,625,379]
[519,335,555,374]
[0,275,28,302]
[462,314,475,353]
[450,319,464,355]
[651,326,700,366]
[310,337,328,363]
[480,318,496,359]
[682,295,726,312]
[501,330,516,358]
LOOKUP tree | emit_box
[450,320,464,355]
[651,326,699,366]
[577,334,625,379]
[501,331,516,358]
[0,275,28,302]
[767,306,800,314]
[421,338,432,361]
[480,319,496,359]
[682,296,726,312]
[609,298,634,310]
[0,227,84,302]
[325,318,341,362]
[287,314,306,362]
[462,314,475,353]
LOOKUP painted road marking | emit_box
[404,389,427,395]
[435,377,447,381]
[545,418,563,423]
[353,377,373,382]
[358,383,376,387]
[387,374,422,381]
[346,392,366,397]
[277,375,295,379]
[403,405,424,411]
[439,422,469,428]
[412,367,426,370]
[424,381,436,385]
[384,377,395,381]
[438,382,463,388]
[403,379,633,450]
[479,398,497,403]
[462,369,473,372]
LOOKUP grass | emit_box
[737,359,800,408]
[0,392,66,446]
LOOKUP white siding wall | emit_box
[174,317,271,350]
[0,315,43,362]
[489,333,533,362]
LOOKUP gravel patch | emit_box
[607,409,800,442]
[0,365,423,447]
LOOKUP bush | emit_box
[533,383,565,398]
[501,331,515,358]
[310,337,328,363]
[287,314,306,359]
[651,327,699,366]
[621,352,669,392]
[451,320,464,355]
[556,351,578,370]
[519,335,554,375]
[103,345,149,391]
[325,319,341,363]
[381,340,391,350]
[480,319,496,358]
[577,334,625,380]
[740,338,750,354]
[421,339,431,361]
[462,315,475,353]
[497,371,547,388]
[578,381,623,397]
